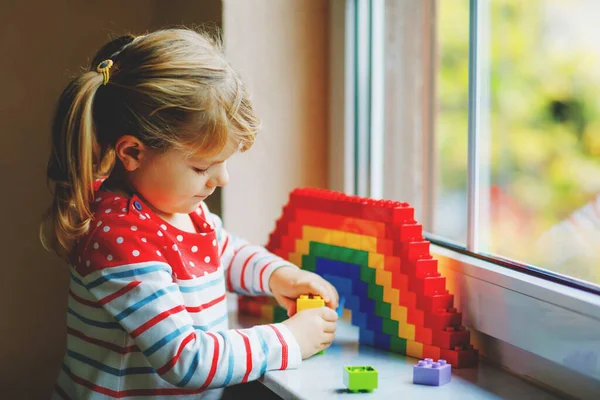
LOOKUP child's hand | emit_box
[269,266,339,316]
[282,306,338,359]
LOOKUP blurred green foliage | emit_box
[437,0,600,268]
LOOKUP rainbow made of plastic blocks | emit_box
[343,366,378,392]
[238,188,479,368]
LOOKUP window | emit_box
[331,0,600,397]
[350,0,600,291]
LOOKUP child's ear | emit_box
[114,135,147,171]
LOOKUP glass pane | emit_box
[482,0,600,286]
[433,0,470,245]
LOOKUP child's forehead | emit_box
[188,142,238,163]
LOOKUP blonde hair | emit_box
[41,28,260,260]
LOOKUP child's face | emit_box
[130,142,235,216]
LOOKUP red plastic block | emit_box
[337,195,364,217]
[390,270,409,291]
[424,308,462,331]
[402,258,438,276]
[407,306,425,326]
[440,345,479,368]
[416,290,454,313]
[415,325,433,345]
[421,344,441,361]
[376,239,394,256]
[432,326,471,349]
[395,223,423,242]
[398,291,417,309]
[383,256,402,273]
[397,240,430,261]
[410,272,446,296]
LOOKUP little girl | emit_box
[41,28,339,399]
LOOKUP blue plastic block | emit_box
[413,359,451,386]
[352,310,368,328]
[345,295,360,311]
[358,291,374,314]
[359,329,375,346]
[337,296,346,317]
[354,280,369,300]
[315,258,347,275]
[373,331,391,350]
[366,313,382,331]
[321,273,353,295]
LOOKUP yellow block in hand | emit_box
[297,294,325,312]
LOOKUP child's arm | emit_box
[78,218,301,390]
[200,203,296,296]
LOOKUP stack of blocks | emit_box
[238,188,478,368]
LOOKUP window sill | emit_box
[432,244,600,399]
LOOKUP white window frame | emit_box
[329,0,600,398]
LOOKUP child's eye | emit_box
[192,167,209,174]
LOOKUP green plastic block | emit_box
[309,242,369,265]
[381,317,398,336]
[302,254,316,271]
[343,366,378,393]
[273,306,288,323]
[368,284,384,301]
[360,267,376,283]
[390,336,407,354]
[376,301,391,318]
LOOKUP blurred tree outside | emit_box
[436,0,600,284]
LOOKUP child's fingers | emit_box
[276,295,295,316]
[323,320,337,333]
[318,306,339,322]
[326,284,339,309]
[287,302,297,317]
[314,281,338,309]
[309,281,331,303]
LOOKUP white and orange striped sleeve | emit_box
[77,216,301,390]
[199,203,297,296]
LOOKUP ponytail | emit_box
[40,71,105,260]
[40,29,261,261]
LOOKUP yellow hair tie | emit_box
[96,59,113,85]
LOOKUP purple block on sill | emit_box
[413,358,451,386]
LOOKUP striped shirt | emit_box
[52,189,301,399]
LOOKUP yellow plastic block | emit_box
[345,232,361,249]
[406,340,423,359]
[390,304,407,323]
[297,294,325,312]
[296,238,310,254]
[360,235,377,252]
[383,287,399,304]
[295,226,378,254]
[368,253,385,270]
[399,322,416,341]
[375,269,391,288]
[288,252,303,268]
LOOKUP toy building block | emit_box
[343,366,378,392]
[297,294,326,354]
[273,306,288,323]
[413,358,451,386]
[297,294,325,312]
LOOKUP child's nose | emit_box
[208,169,229,188]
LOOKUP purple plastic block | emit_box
[413,358,451,386]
